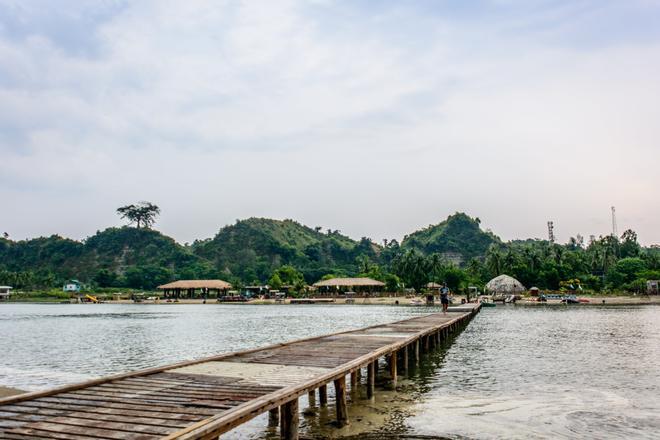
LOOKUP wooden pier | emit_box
[0,304,480,439]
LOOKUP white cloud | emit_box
[1,1,659,244]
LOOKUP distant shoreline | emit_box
[2,295,659,306]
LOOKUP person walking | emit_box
[440,284,449,313]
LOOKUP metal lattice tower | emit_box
[611,206,618,238]
[547,221,555,243]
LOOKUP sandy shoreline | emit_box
[52,295,660,306]
[0,386,25,398]
[4,295,660,306]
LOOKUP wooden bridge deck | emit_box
[0,304,480,440]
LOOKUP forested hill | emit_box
[0,227,213,290]
[401,213,500,261]
[192,218,378,283]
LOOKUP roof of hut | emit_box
[157,280,232,290]
[426,282,442,288]
[313,277,385,288]
[485,275,525,294]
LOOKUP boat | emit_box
[562,295,580,304]
[480,301,496,307]
[578,298,590,303]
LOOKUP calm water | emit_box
[1,304,659,439]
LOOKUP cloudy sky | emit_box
[1,0,659,245]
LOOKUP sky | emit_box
[1,0,659,245]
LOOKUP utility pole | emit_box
[611,206,618,238]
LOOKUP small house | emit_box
[648,280,659,295]
[63,280,81,293]
[0,286,12,301]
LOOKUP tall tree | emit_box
[116,202,161,229]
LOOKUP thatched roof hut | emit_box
[313,277,385,288]
[157,280,232,290]
[313,277,385,296]
[157,280,232,299]
[426,282,442,289]
[485,275,525,294]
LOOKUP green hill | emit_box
[0,227,212,290]
[401,212,500,262]
[192,218,379,283]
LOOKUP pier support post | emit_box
[308,390,316,407]
[319,384,328,407]
[367,361,375,399]
[280,398,299,440]
[424,335,430,352]
[268,408,279,427]
[389,350,397,386]
[334,377,349,427]
[414,339,420,365]
[402,344,409,374]
[350,370,359,392]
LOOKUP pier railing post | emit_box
[319,384,328,407]
[389,350,397,386]
[268,408,279,427]
[280,398,299,440]
[334,376,349,427]
[402,344,409,374]
[367,361,375,399]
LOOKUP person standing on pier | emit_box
[440,284,449,313]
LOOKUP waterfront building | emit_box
[648,280,659,295]
[312,277,385,297]
[62,280,81,293]
[157,279,232,299]
[0,286,12,301]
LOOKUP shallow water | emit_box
[1,304,659,439]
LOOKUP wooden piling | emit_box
[280,398,299,440]
[334,377,349,427]
[319,384,328,407]
[350,370,359,391]
[389,350,397,385]
[308,390,316,406]
[401,344,409,373]
[367,361,375,399]
[268,408,279,427]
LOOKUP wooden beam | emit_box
[333,377,348,427]
[307,390,316,407]
[279,399,298,440]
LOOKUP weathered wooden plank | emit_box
[0,404,201,425]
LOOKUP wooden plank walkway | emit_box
[0,304,481,440]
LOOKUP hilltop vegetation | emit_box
[1,213,658,294]
[192,218,379,283]
[401,213,500,261]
